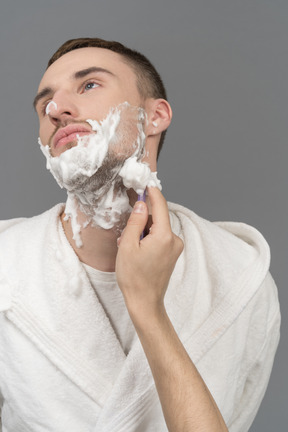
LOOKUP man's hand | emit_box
[116,187,228,432]
[115,186,183,323]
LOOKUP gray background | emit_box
[0,0,286,430]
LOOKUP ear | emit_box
[145,98,173,137]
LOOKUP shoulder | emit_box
[167,201,279,335]
[0,217,27,234]
[0,204,64,312]
[168,201,270,272]
[0,204,64,248]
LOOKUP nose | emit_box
[47,91,79,126]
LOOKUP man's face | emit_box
[35,47,145,157]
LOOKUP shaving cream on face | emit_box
[119,156,161,195]
[39,102,161,247]
[45,101,57,115]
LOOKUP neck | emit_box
[61,213,119,272]
[61,189,139,272]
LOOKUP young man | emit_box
[0,38,280,431]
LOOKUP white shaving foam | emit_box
[39,102,161,247]
[45,101,57,115]
[119,156,161,195]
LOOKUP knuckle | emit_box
[177,238,184,254]
[161,232,174,246]
[172,235,184,254]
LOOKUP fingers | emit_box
[147,186,172,234]
[119,201,149,246]
[118,187,174,247]
[148,187,184,256]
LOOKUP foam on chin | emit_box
[39,102,161,247]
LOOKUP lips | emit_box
[53,124,92,149]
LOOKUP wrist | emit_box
[128,302,169,333]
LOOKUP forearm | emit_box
[131,307,228,432]
[117,190,227,431]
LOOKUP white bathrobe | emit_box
[0,203,280,432]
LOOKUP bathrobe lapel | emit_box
[4,205,127,407]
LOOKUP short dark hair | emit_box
[47,38,168,157]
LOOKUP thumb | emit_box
[120,201,148,246]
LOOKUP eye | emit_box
[83,81,100,91]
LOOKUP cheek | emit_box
[38,122,50,146]
[122,81,142,106]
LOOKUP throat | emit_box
[61,211,121,272]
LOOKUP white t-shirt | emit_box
[82,263,136,355]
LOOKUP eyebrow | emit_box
[33,66,115,110]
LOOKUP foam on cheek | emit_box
[38,102,161,247]
[45,101,57,115]
[39,107,122,189]
[119,156,161,195]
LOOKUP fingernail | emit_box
[133,202,146,213]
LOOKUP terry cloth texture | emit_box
[0,202,280,432]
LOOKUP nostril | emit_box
[49,115,60,127]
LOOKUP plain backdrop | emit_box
[0,1,287,430]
